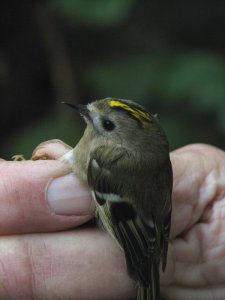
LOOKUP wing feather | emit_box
[87,146,159,287]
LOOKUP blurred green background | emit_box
[1,0,225,159]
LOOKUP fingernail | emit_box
[47,173,93,215]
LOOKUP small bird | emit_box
[63,97,173,300]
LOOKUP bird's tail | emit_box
[137,261,160,300]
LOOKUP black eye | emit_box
[102,119,115,131]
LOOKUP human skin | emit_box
[0,141,224,299]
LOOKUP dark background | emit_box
[1,0,225,159]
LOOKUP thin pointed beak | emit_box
[61,102,90,118]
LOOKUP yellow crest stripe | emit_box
[108,100,152,124]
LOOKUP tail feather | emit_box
[137,261,159,300]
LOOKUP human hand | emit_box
[30,140,225,300]
[161,144,225,300]
[1,141,224,299]
[0,140,134,300]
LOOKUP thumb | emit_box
[0,160,93,235]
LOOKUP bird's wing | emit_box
[87,145,158,287]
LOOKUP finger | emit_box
[32,139,72,160]
[170,144,225,237]
[161,286,225,300]
[0,160,93,235]
[0,228,135,300]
